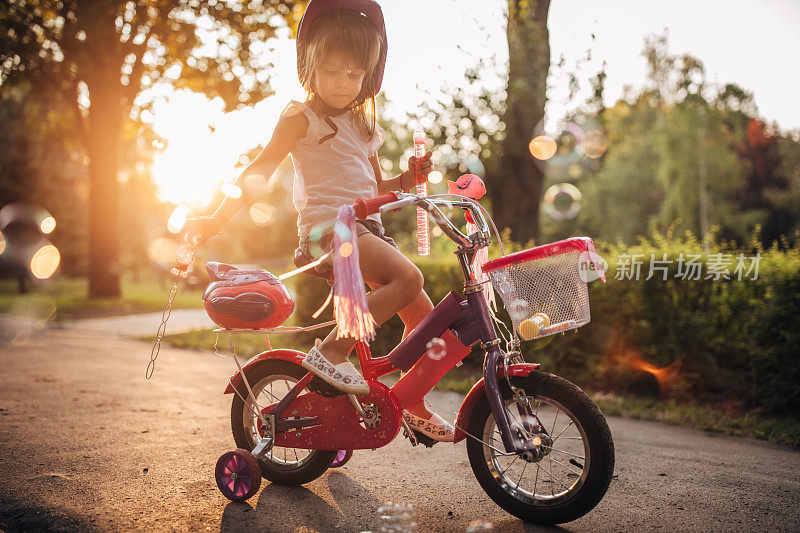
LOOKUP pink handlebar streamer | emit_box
[332,205,376,342]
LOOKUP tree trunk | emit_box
[86,79,122,298]
[488,0,551,244]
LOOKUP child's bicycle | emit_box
[194,191,614,525]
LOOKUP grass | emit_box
[156,331,800,447]
[592,392,800,447]
[0,275,204,320]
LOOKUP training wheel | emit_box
[331,449,353,468]
[215,449,262,502]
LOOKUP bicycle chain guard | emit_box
[266,381,402,450]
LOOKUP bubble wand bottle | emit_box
[413,128,430,256]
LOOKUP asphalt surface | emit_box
[1,317,799,532]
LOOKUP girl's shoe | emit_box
[301,346,370,395]
[402,410,455,442]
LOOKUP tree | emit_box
[1,0,301,297]
[489,0,551,244]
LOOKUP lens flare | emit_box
[543,183,582,221]
[30,244,60,279]
[40,216,56,234]
[167,204,190,234]
[220,183,242,199]
[249,203,276,226]
[428,170,443,184]
[628,355,675,392]
[529,135,557,160]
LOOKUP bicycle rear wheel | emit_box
[230,359,337,485]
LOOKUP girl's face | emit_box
[313,51,366,110]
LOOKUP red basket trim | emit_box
[483,237,595,272]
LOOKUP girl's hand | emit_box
[183,216,222,246]
[404,150,433,190]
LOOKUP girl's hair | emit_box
[300,9,382,139]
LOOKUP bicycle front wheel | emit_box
[466,371,614,525]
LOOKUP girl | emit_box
[187,0,454,442]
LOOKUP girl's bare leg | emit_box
[316,233,447,420]
[316,233,426,363]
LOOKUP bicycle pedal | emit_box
[409,429,437,448]
[308,375,346,398]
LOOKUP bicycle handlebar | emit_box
[353,192,493,250]
[353,192,399,219]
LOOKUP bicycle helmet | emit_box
[296,0,388,96]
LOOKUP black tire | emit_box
[466,371,614,525]
[230,359,338,485]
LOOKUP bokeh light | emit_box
[220,183,242,199]
[40,216,56,234]
[542,183,583,221]
[167,204,190,234]
[584,129,608,159]
[428,170,443,184]
[30,244,60,279]
[243,174,268,196]
[148,237,180,264]
[528,135,557,160]
[249,203,276,226]
[338,242,353,258]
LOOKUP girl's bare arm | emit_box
[211,110,308,227]
[372,152,432,196]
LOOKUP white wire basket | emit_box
[483,237,606,341]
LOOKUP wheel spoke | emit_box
[550,456,583,477]
[538,461,571,492]
[552,420,574,443]
[544,446,584,461]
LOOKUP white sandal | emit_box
[402,410,455,442]
[302,346,370,395]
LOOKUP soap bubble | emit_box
[426,337,447,360]
[542,183,582,221]
[377,502,415,533]
[466,520,495,532]
[507,298,529,322]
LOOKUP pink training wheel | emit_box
[331,449,353,468]
[215,449,262,502]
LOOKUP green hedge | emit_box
[290,230,800,417]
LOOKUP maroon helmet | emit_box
[296,0,388,96]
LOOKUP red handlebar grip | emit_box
[353,192,399,219]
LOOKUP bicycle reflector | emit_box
[203,262,294,330]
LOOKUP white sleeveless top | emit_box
[288,100,384,238]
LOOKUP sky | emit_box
[149,0,800,207]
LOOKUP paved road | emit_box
[1,321,799,532]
